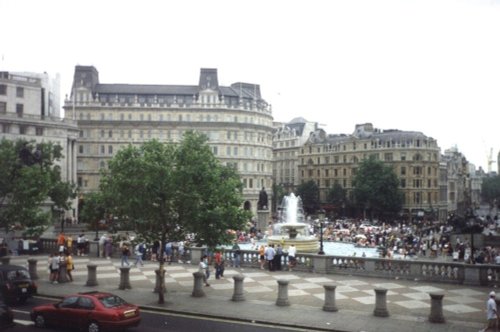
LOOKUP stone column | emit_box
[373,288,389,317]
[192,272,206,298]
[154,269,166,293]
[27,259,38,280]
[428,292,445,323]
[276,279,290,306]
[118,267,131,290]
[231,275,245,302]
[85,264,98,287]
[58,261,68,283]
[322,284,338,312]
[1,256,11,265]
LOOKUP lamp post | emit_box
[318,209,325,255]
[60,208,65,233]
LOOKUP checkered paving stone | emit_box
[17,256,488,323]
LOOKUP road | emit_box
[8,296,321,332]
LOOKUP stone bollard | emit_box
[428,292,445,323]
[58,261,68,283]
[276,279,290,306]
[118,267,132,290]
[154,269,166,293]
[231,275,245,302]
[1,256,11,265]
[373,288,389,317]
[85,264,98,287]
[192,272,206,298]
[323,284,339,312]
[27,259,38,280]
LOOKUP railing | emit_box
[34,238,500,287]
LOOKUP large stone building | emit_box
[272,117,318,193]
[298,123,444,221]
[0,71,78,217]
[64,66,274,213]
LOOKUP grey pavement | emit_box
[11,255,491,332]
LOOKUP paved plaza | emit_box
[11,255,493,331]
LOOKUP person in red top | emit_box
[214,251,224,279]
[57,233,66,253]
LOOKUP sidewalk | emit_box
[15,255,488,332]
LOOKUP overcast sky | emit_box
[1,0,499,170]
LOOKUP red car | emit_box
[30,291,140,332]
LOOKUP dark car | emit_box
[31,291,141,332]
[0,264,37,304]
[0,299,14,331]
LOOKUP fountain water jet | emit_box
[267,193,319,252]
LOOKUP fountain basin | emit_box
[267,235,319,253]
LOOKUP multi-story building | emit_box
[64,66,274,214]
[0,71,78,217]
[442,147,471,218]
[272,117,318,193]
[298,123,443,221]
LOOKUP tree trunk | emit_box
[157,232,166,304]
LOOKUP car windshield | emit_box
[98,295,127,308]
[6,269,30,281]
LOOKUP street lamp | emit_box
[60,208,65,233]
[318,209,325,255]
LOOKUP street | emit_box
[7,296,320,332]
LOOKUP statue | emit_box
[258,187,268,210]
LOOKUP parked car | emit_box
[0,299,14,330]
[31,291,141,332]
[0,264,37,304]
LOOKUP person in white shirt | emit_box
[287,244,297,271]
[480,291,499,332]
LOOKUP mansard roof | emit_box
[94,84,198,95]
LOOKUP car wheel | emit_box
[34,313,46,328]
[87,321,100,332]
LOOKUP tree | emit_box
[481,175,500,211]
[79,192,107,241]
[0,138,75,236]
[327,182,347,217]
[271,183,286,212]
[99,132,250,304]
[296,180,320,215]
[352,157,403,221]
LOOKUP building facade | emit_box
[64,66,274,213]
[298,123,443,221]
[272,117,318,193]
[0,71,78,217]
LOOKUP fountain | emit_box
[267,193,319,252]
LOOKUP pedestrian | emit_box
[133,243,144,267]
[66,235,74,255]
[480,291,499,332]
[274,244,283,271]
[287,244,297,271]
[199,254,210,286]
[258,245,265,269]
[121,244,130,267]
[99,234,107,258]
[214,250,223,279]
[232,242,241,268]
[164,242,173,264]
[76,234,86,256]
[57,232,66,254]
[65,251,74,282]
[265,244,276,271]
[49,252,60,284]
[104,236,113,259]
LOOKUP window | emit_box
[108,130,112,138]
[79,145,84,154]
[0,101,6,114]
[35,127,44,136]
[108,145,113,154]
[16,87,24,98]
[400,166,406,175]
[0,84,6,95]
[100,145,105,154]
[16,104,23,117]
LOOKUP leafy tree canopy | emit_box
[352,156,403,220]
[481,175,500,210]
[296,180,320,215]
[99,131,250,303]
[0,138,75,236]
